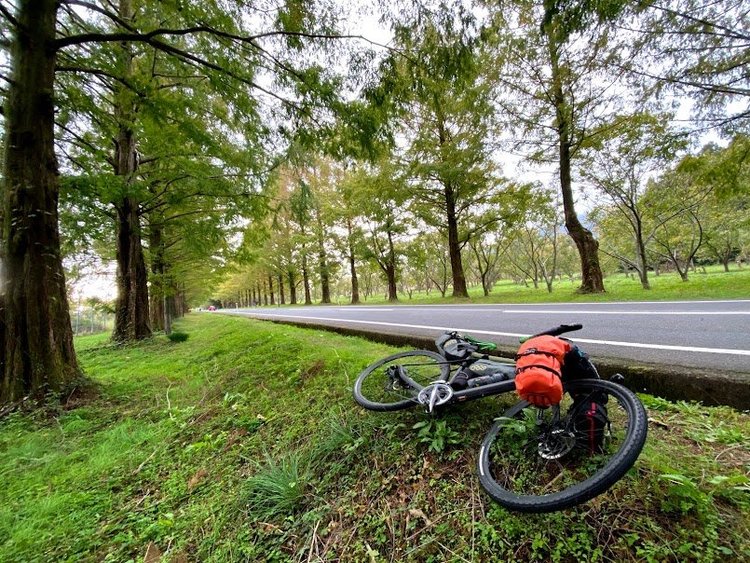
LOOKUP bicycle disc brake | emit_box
[417,382,454,413]
[537,428,577,460]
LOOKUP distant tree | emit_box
[372,11,504,298]
[580,113,686,289]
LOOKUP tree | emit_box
[373,12,505,298]
[353,162,409,302]
[0,0,79,402]
[488,0,635,293]
[642,174,707,281]
[580,113,686,289]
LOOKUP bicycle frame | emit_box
[397,354,518,410]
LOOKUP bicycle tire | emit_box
[353,350,450,412]
[477,379,647,513]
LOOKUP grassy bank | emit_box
[1,314,748,562]
[318,266,750,306]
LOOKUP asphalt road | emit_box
[222,300,750,375]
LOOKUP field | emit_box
[328,266,750,306]
[1,314,748,562]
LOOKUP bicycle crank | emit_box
[417,382,454,413]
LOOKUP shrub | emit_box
[167,331,189,343]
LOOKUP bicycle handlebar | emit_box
[526,324,583,340]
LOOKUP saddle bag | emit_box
[514,335,571,406]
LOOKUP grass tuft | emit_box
[244,453,310,520]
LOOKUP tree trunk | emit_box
[113,197,151,340]
[546,20,605,294]
[268,275,275,305]
[278,274,286,304]
[302,251,312,305]
[0,0,80,403]
[445,184,469,297]
[347,218,360,304]
[385,229,398,302]
[288,271,298,305]
[112,0,150,341]
[386,266,398,302]
[315,213,331,304]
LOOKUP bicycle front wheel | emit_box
[478,379,647,513]
[353,350,450,411]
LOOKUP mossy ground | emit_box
[1,314,748,562]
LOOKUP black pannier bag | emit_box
[562,345,610,454]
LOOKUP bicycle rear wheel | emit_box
[477,379,647,513]
[353,350,450,411]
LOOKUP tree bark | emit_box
[288,271,298,304]
[546,16,605,294]
[445,187,469,298]
[278,274,286,304]
[302,250,312,305]
[347,218,360,304]
[113,196,151,340]
[0,0,80,403]
[268,275,275,305]
[385,230,398,302]
[316,217,331,304]
[112,0,151,340]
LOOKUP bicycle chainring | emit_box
[417,382,454,412]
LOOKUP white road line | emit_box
[335,299,750,307]
[502,310,750,315]
[229,312,750,357]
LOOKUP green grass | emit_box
[1,314,748,562]
[312,265,750,306]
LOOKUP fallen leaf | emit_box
[408,508,433,527]
[143,542,162,563]
[187,468,209,491]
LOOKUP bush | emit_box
[167,331,189,343]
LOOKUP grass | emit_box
[313,265,750,306]
[0,314,748,562]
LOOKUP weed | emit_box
[244,453,310,521]
[167,331,189,343]
[412,419,462,453]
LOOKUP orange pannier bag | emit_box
[514,335,572,406]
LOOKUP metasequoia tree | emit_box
[0,1,79,402]
[372,11,503,298]
[0,0,368,403]
[488,0,636,292]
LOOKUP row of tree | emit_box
[215,135,748,305]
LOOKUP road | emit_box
[222,300,750,375]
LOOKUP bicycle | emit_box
[352,324,648,513]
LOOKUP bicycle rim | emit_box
[478,379,647,513]
[353,350,450,411]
